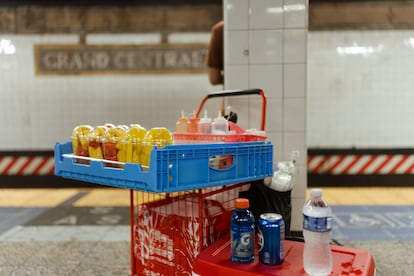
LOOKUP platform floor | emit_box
[0,187,413,275]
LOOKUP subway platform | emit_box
[1,187,414,275]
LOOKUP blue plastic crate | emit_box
[54,141,273,193]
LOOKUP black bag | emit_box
[239,180,292,236]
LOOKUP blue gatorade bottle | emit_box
[230,198,255,263]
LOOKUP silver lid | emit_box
[260,213,282,221]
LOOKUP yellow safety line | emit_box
[1,187,413,207]
[73,188,130,206]
[0,189,80,207]
[308,187,414,205]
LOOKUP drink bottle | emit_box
[187,111,199,133]
[175,109,188,132]
[230,198,255,263]
[303,188,332,276]
[212,111,228,134]
[198,110,212,133]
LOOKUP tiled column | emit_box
[223,0,308,232]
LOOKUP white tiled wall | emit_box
[223,0,308,231]
[307,30,414,148]
[0,35,219,150]
[2,13,414,231]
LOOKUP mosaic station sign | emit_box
[34,44,208,75]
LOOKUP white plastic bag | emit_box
[269,151,299,192]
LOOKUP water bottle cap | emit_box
[311,188,323,197]
[235,198,249,209]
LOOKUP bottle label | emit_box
[231,230,254,258]
[303,215,332,232]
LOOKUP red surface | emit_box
[193,236,376,276]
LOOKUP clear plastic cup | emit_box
[102,126,127,167]
[118,124,147,164]
[88,125,107,159]
[71,125,93,164]
[140,127,174,168]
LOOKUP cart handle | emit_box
[195,88,267,131]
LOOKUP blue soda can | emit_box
[258,213,285,265]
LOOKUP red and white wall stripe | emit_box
[2,149,414,187]
[308,149,414,187]
[0,152,93,188]
[308,154,414,175]
[0,156,55,176]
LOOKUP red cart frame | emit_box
[129,89,268,275]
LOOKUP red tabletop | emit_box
[193,236,375,276]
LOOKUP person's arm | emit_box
[208,67,224,85]
[206,21,224,85]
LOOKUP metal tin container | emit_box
[258,213,285,265]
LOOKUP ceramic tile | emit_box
[266,131,283,164]
[307,31,414,148]
[249,64,283,98]
[284,29,307,63]
[248,96,263,130]
[0,36,218,150]
[225,30,249,65]
[224,65,249,90]
[249,29,283,64]
[224,0,249,30]
[291,164,307,198]
[283,131,306,165]
[284,0,308,28]
[249,0,284,30]
[284,63,306,98]
[283,98,306,132]
[261,98,283,132]
[290,197,305,231]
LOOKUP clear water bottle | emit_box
[230,198,255,263]
[303,189,332,276]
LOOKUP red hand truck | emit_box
[129,89,268,276]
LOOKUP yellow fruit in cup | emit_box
[71,125,93,163]
[102,127,127,165]
[88,126,107,159]
[118,125,147,164]
[140,127,174,168]
[71,125,92,154]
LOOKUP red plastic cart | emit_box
[130,184,251,275]
[129,89,269,275]
[192,236,376,276]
